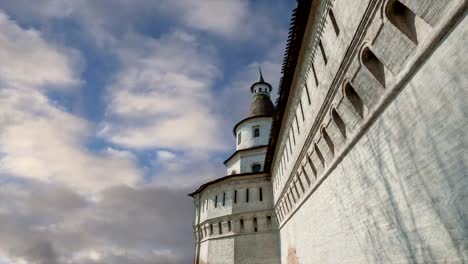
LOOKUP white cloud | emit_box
[0,89,141,193]
[0,11,141,193]
[0,10,80,90]
[100,31,227,151]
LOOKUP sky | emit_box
[0,0,295,263]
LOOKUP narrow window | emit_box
[267,216,272,227]
[291,127,297,145]
[222,192,226,206]
[215,195,218,208]
[234,190,237,204]
[237,132,242,145]
[240,219,244,232]
[218,222,222,235]
[295,115,300,135]
[307,155,317,177]
[210,224,213,235]
[386,0,418,44]
[362,47,385,87]
[253,127,260,137]
[319,40,328,65]
[299,100,305,121]
[246,188,249,203]
[344,82,364,118]
[301,165,311,186]
[322,127,334,156]
[332,109,346,139]
[228,221,232,232]
[312,64,319,87]
[204,227,207,237]
[315,144,325,167]
[252,164,262,173]
[329,9,340,36]
[259,187,263,201]
[297,175,305,192]
[253,217,258,232]
[304,83,311,104]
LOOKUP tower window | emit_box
[253,217,258,232]
[218,222,222,235]
[246,188,249,203]
[267,216,272,227]
[252,164,262,173]
[259,187,263,201]
[237,132,242,145]
[234,190,237,204]
[210,224,213,235]
[222,192,226,206]
[228,220,232,232]
[253,127,260,137]
[240,219,244,232]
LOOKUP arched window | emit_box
[252,164,262,173]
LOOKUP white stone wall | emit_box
[226,147,267,174]
[193,174,280,264]
[271,0,467,263]
[235,117,272,150]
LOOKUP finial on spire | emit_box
[258,67,265,82]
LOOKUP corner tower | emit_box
[225,69,275,175]
[190,70,280,264]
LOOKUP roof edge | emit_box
[188,172,269,197]
[223,145,268,165]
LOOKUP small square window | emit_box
[253,127,260,137]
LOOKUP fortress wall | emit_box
[234,232,281,264]
[279,19,467,262]
[271,0,467,263]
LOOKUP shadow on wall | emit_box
[332,74,466,263]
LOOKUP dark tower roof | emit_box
[247,94,275,118]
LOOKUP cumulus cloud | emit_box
[99,31,227,151]
[0,11,141,192]
[0,182,194,264]
[0,10,80,90]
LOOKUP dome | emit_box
[247,94,275,118]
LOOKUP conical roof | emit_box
[247,94,275,118]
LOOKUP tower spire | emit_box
[258,67,265,82]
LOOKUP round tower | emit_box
[225,69,275,175]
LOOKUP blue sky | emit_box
[0,0,294,263]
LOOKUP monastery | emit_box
[190,0,467,263]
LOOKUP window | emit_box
[362,47,385,87]
[234,190,237,204]
[332,109,346,139]
[259,187,263,201]
[329,9,340,36]
[319,40,327,65]
[253,217,258,232]
[222,192,226,206]
[228,221,232,232]
[267,216,272,227]
[237,132,242,145]
[386,0,419,44]
[218,222,222,235]
[252,164,262,173]
[344,82,364,118]
[210,224,213,235]
[215,195,218,208]
[253,127,260,137]
[231,170,237,175]
[246,188,249,203]
[240,219,244,232]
